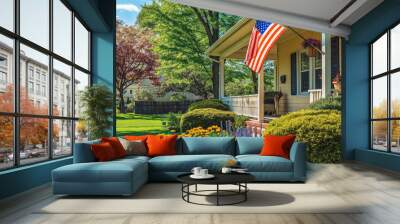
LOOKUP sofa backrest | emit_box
[180,137,236,155]
[235,137,263,155]
[73,140,100,163]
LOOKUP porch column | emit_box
[219,58,225,99]
[321,33,332,98]
[258,69,264,122]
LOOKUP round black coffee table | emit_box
[177,173,255,206]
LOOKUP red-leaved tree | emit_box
[116,23,159,113]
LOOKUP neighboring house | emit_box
[0,42,77,152]
[207,19,342,120]
[123,78,202,103]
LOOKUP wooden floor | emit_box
[1,162,400,224]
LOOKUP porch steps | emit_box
[245,119,269,137]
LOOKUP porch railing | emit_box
[222,95,258,118]
[308,89,322,104]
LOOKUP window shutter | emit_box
[290,52,297,95]
[331,36,340,87]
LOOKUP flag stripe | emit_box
[250,24,281,69]
[244,21,286,73]
[254,27,286,72]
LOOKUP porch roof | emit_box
[207,18,312,60]
[173,0,383,37]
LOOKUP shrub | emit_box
[166,112,181,131]
[188,99,229,111]
[309,96,341,111]
[233,115,249,129]
[180,125,221,137]
[264,109,341,163]
[180,108,235,131]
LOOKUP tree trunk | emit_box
[211,56,220,98]
[119,91,126,114]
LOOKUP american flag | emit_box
[245,20,286,73]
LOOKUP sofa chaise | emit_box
[52,137,306,196]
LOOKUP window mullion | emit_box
[13,0,21,167]
[388,31,391,152]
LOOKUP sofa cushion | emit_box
[236,155,293,172]
[53,158,147,183]
[260,135,296,159]
[91,142,118,161]
[236,137,263,155]
[101,137,127,158]
[180,137,235,155]
[147,135,178,157]
[149,154,235,172]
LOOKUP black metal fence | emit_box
[134,101,195,114]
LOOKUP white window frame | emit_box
[296,50,322,95]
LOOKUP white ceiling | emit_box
[173,0,383,37]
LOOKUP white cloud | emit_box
[117,3,140,13]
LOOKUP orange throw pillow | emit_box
[91,142,117,162]
[260,134,296,159]
[101,137,127,158]
[146,135,177,157]
[124,135,148,142]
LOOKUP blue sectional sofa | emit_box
[52,137,306,196]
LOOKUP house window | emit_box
[28,81,34,94]
[297,51,322,94]
[0,54,7,86]
[0,0,91,170]
[0,71,6,85]
[370,23,400,154]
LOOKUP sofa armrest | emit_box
[73,140,100,163]
[289,142,307,181]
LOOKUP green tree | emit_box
[138,0,240,98]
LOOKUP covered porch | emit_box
[207,18,342,122]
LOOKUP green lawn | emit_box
[116,113,173,136]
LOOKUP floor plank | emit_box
[1,162,400,224]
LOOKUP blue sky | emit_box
[117,0,152,25]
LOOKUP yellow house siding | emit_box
[275,30,320,114]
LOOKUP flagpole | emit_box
[286,26,325,55]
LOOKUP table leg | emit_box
[245,183,247,201]
[216,184,219,206]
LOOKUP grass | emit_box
[116,113,174,136]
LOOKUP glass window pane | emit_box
[75,18,89,70]
[372,121,388,151]
[75,120,88,143]
[53,119,72,157]
[391,24,400,70]
[301,71,309,92]
[372,76,387,119]
[20,117,49,165]
[391,72,400,118]
[20,44,49,115]
[20,0,49,49]
[74,69,89,118]
[0,35,14,112]
[315,68,322,89]
[300,52,309,71]
[372,33,387,76]
[0,0,14,31]
[53,0,72,60]
[0,116,14,170]
[391,120,400,153]
[53,59,72,117]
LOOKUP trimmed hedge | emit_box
[309,96,341,111]
[188,99,229,111]
[264,109,341,163]
[180,108,235,131]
